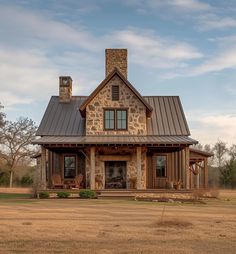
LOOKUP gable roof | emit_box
[36,96,190,136]
[79,68,153,117]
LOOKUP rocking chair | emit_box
[52,174,65,189]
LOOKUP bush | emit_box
[79,190,96,199]
[20,175,33,187]
[57,191,70,198]
[39,191,49,199]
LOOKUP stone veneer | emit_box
[59,76,72,103]
[86,74,147,135]
[85,147,147,190]
[106,49,127,78]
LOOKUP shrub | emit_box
[20,175,33,187]
[39,191,49,199]
[79,190,96,199]
[57,191,70,198]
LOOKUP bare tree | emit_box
[229,144,236,161]
[0,102,5,128]
[213,140,228,169]
[0,117,37,187]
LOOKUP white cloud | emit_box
[110,28,203,69]
[188,113,236,145]
[164,47,236,78]
[197,14,236,30]
[166,0,212,11]
[123,0,212,12]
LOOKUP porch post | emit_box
[136,146,142,190]
[185,147,190,190]
[90,146,95,190]
[41,145,47,189]
[204,158,208,188]
[196,165,200,189]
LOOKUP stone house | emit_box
[33,49,212,190]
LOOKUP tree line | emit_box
[0,102,38,187]
[192,141,236,188]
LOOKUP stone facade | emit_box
[85,147,147,190]
[105,49,127,78]
[86,74,147,135]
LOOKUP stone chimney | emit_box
[105,49,128,78]
[59,76,72,103]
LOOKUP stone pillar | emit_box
[185,147,190,190]
[41,146,47,190]
[136,146,142,190]
[90,147,96,190]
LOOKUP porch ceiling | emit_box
[32,135,198,146]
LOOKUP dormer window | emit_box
[112,85,119,101]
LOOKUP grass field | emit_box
[0,190,235,254]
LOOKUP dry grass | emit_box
[0,190,235,254]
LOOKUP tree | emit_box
[213,140,228,169]
[0,117,37,187]
[0,102,5,128]
[229,144,236,161]
[220,159,236,188]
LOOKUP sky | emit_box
[0,0,236,145]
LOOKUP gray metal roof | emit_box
[33,135,197,145]
[36,96,190,137]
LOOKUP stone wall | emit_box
[85,147,146,190]
[105,49,127,78]
[86,74,147,135]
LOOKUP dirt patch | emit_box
[156,219,193,228]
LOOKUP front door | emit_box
[105,161,127,189]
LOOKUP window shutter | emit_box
[112,85,119,101]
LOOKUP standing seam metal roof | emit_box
[36,96,190,136]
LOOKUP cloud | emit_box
[109,28,203,69]
[164,47,236,78]
[0,5,205,108]
[197,14,236,30]
[188,113,236,145]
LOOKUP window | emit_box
[156,155,167,178]
[64,156,76,178]
[104,110,115,130]
[112,85,119,101]
[104,109,128,130]
[116,110,127,130]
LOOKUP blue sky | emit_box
[0,0,236,144]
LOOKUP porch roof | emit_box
[32,135,198,146]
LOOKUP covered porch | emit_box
[34,135,201,191]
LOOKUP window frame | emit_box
[63,154,77,179]
[103,108,128,131]
[155,155,167,178]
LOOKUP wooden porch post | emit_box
[185,147,190,190]
[41,146,47,189]
[90,146,95,190]
[136,146,142,190]
[204,158,208,188]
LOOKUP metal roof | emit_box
[33,135,197,145]
[36,96,190,137]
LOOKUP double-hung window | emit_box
[104,109,127,130]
